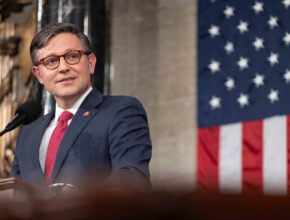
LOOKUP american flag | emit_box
[197,0,290,195]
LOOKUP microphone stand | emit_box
[0,129,8,137]
[0,113,25,137]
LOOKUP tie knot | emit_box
[58,111,73,123]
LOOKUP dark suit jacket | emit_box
[10,89,152,190]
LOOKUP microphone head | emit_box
[15,99,43,125]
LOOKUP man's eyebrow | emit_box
[39,49,80,60]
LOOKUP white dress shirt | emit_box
[39,87,92,172]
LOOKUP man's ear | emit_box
[88,53,97,75]
[32,66,44,84]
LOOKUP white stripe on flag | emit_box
[220,122,242,193]
[263,115,287,195]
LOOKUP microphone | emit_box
[0,99,42,136]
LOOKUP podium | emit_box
[0,177,53,200]
[0,177,30,199]
[0,178,290,219]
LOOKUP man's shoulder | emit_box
[102,95,144,109]
[103,95,140,102]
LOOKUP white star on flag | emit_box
[237,21,249,34]
[208,60,221,73]
[224,6,235,18]
[268,52,279,66]
[282,0,290,9]
[209,96,221,109]
[208,25,220,37]
[252,1,264,14]
[253,74,265,88]
[283,32,290,46]
[268,16,279,29]
[253,37,264,50]
[268,89,279,103]
[225,77,235,91]
[224,42,234,54]
[283,69,290,83]
[237,93,249,107]
[237,57,249,70]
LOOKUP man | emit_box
[10,23,152,191]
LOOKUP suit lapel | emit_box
[50,89,103,182]
[31,112,54,185]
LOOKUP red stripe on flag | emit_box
[242,120,263,194]
[287,116,290,194]
[197,126,220,192]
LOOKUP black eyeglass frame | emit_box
[37,50,91,70]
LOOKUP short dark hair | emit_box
[30,23,92,65]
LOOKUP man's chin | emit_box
[53,90,79,100]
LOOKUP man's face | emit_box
[32,33,96,106]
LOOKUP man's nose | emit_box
[58,56,69,73]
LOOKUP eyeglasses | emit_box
[38,50,90,70]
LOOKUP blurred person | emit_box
[10,23,152,192]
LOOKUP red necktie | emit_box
[45,111,73,182]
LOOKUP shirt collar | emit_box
[53,87,92,123]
